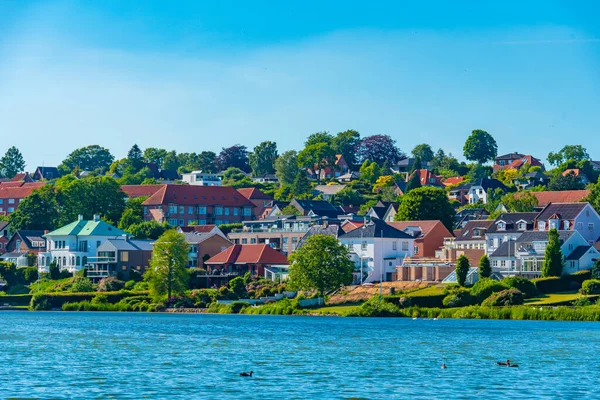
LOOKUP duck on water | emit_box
[496,360,519,368]
[240,371,253,377]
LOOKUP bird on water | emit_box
[240,371,253,377]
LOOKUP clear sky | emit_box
[1,1,599,168]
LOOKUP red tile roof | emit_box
[516,190,590,206]
[562,169,584,177]
[387,220,452,238]
[121,184,165,199]
[0,182,45,199]
[237,188,273,201]
[442,177,465,187]
[205,244,289,265]
[142,184,255,207]
[408,169,443,186]
[179,225,217,233]
[0,181,44,188]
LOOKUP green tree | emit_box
[592,260,600,279]
[274,150,299,185]
[197,151,218,173]
[478,255,491,279]
[288,234,354,297]
[118,208,143,231]
[463,129,498,164]
[585,182,600,215]
[547,145,590,167]
[9,185,59,230]
[161,151,180,171]
[126,144,144,172]
[501,192,538,212]
[411,143,434,162]
[229,276,247,298]
[455,255,470,287]
[305,131,333,147]
[297,142,336,183]
[405,170,422,193]
[0,146,26,179]
[126,221,168,240]
[58,145,114,175]
[332,129,360,168]
[146,230,189,300]
[394,187,455,231]
[548,172,585,191]
[281,205,302,216]
[249,141,278,177]
[542,228,563,277]
[359,160,381,184]
[143,148,168,166]
[291,172,311,197]
[334,187,365,206]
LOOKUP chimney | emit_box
[78,215,83,221]
[93,214,100,222]
[43,230,49,235]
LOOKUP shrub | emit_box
[572,296,592,307]
[124,280,136,291]
[502,276,538,298]
[570,270,591,284]
[581,280,600,295]
[230,301,249,314]
[29,291,148,310]
[7,284,30,295]
[532,276,566,294]
[470,279,509,303]
[0,294,33,306]
[70,277,94,293]
[443,289,474,308]
[217,286,237,300]
[21,267,39,284]
[347,298,404,317]
[229,277,247,298]
[482,289,524,306]
[133,281,149,291]
[97,277,125,292]
[165,296,194,308]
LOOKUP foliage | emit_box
[229,276,247,298]
[442,288,474,308]
[274,150,299,185]
[373,175,394,192]
[478,255,491,279]
[547,172,585,191]
[97,277,125,292]
[501,192,538,212]
[470,278,509,303]
[580,280,600,295]
[146,230,189,300]
[357,135,402,165]
[542,228,563,277]
[288,234,354,296]
[405,170,421,193]
[305,131,333,147]
[70,277,94,293]
[359,161,381,185]
[501,276,538,298]
[58,145,114,175]
[334,187,365,206]
[585,183,600,216]
[394,187,455,231]
[547,145,590,166]
[249,141,278,177]
[126,221,169,240]
[217,144,250,172]
[463,129,498,164]
[331,129,361,168]
[281,205,302,216]
[495,168,518,186]
[291,171,311,197]
[481,289,524,306]
[9,185,60,231]
[143,148,168,166]
[592,261,600,280]
[454,255,470,287]
[218,223,243,235]
[118,208,143,231]
[297,142,336,183]
[0,146,26,178]
[411,143,434,162]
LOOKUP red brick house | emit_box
[237,188,274,219]
[310,154,350,180]
[204,244,289,277]
[387,220,453,257]
[0,182,46,216]
[142,184,255,227]
[406,169,444,188]
[493,153,544,172]
[5,230,47,255]
[121,184,166,200]
[10,173,34,183]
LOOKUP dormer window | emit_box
[497,221,506,231]
[563,220,570,230]
[517,222,526,231]
[538,221,546,231]
[549,219,559,230]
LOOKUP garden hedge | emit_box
[30,291,149,310]
[0,294,33,306]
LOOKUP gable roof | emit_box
[565,245,595,261]
[297,224,343,248]
[517,190,590,206]
[0,221,9,233]
[536,203,588,222]
[455,220,495,241]
[313,184,347,196]
[487,212,538,234]
[496,152,524,160]
[407,169,443,187]
[121,184,165,199]
[442,177,465,187]
[34,166,60,179]
[236,187,273,201]
[490,240,517,258]
[205,244,289,265]
[368,206,388,219]
[340,218,413,239]
[0,182,45,199]
[387,220,452,239]
[178,224,218,233]
[100,238,154,252]
[183,231,232,245]
[516,230,576,243]
[469,178,508,191]
[290,199,339,215]
[142,184,255,207]
[11,230,46,249]
[45,219,126,237]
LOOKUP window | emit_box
[497,222,505,231]
[538,221,546,231]
[241,238,247,244]
[233,208,239,216]
[518,222,526,231]
[563,221,570,230]
[168,218,178,226]
[586,209,591,217]
[8,208,14,213]
[570,261,576,268]
[361,241,367,250]
[493,260,498,267]
[392,241,397,250]
[577,222,583,230]
[589,223,594,232]
[549,220,559,230]
[79,241,88,252]
[243,207,252,216]
[8,199,15,204]
[168,205,178,214]
[179,206,184,214]
[76,256,80,266]
[500,260,506,267]
[16,239,21,249]
[224,207,230,216]
[197,206,207,215]
[198,219,207,225]
[215,219,223,226]
[402,241,409,251]
[215,207,223,215]
[188,206,194,214]
[414,245,419,254]
[179,219,185,226]
[190,245,198,253]
[121,252,129,262]
[250,238,257,244]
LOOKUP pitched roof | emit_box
[517,190,590,206]
[562,168,584,177]
[369,206,388,219]
[470,178,508,191]
[183,231,232,245]
[314,184,347,196]
[237,188,273,201]
[35,166,60,178]
[178,224,217,233]
[291,199,339,215]
[387,220,451,239]
[496,152,524,160]
[442,177,465,187]
[205,244,289,265]
[297,224,343,248]
[340,218,413,239]
[490,240,517,258]
[455,220,495,241]
[407,169,443,187]
[142,184,255,207]
[11,173,31,182]
[487,212,538,234]
[0,221,9,232]
[101,238,154,251]
[536,203,588,221]
[565,245,595,261]
[0,182,45,199]
[13,230,46,248]
[45,219,126,237]
[516,230,576,243]
[121,184,165,199]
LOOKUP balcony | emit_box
[86,256,117,264]
[86,270,113,278]
[230,227,309,234]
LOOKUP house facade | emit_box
[237,188,274,220]
[534,202,600,244]
[0,222,9,254]
[0,230,47,267]
[184,231,233,268]
[388,220,452,258]
[87,238,153,282]
[0,182,45,216]
[204,244,289,279]
[142,184,255,227]
[181,171,222,186]
[493,153,544,171]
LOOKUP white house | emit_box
[485,212,538,255]
[181,171,222,186]
[338,219,415,283]
[466,178,508,204]
[39,215,127,273]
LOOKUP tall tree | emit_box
[411,143,434,163]
[359,161,381,185]
[585,182,600,215]
[358,135,402,165]
[58,145,114,175]
[292,171,311,197]
[305,131,333,147]
[478,255,491,279]
[405,170,422,193]
[0,146,26,178]
[161,151,180,171]
[9,185,59,230]
[332,129,361,168]
[217,145,250,172]
[463,129,498,164]
[197,151,218,173]
[542,228,563,277]
[274,150,299,185]
[455,255,470,287]
[143,148,168,166]
[394,187,456,231]
[547,145,590,167]
[547,172,585,191]
[249,141,278,177]
[288,234,354,297]
[501,192,538,212]
[297,142,336,183]
[126,144,144,172]
[146,230,189,300]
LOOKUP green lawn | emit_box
[525,291,581,305]
[407,285,445,297]
[310,303,362,315]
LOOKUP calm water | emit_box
[1,312,599,399]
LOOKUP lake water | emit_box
[1,312,599,399]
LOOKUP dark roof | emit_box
[297,224,343,248]
[496,152,524,160]
[0,221,9,232]
[490,240,518,258]
[470,178,508,192]
[565,246,594,261]
[536,203,588,221]
[455,220,495,241]
[487,212,538,234]
[13,230,46,248]
[291,199,339,214]
[369,206,388,219]
[34,166,60,179]
[516,230,575,243]
[523,171,547,179]
[340,218,413,239]
[100,238,154,252]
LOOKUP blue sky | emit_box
[1,1,599,168]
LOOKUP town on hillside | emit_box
[0,130,599,292]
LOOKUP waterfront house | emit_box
[534,202,600,244]
[338,218,415,283]
[87,237,153,282]
[1,230,47,267]
[204,244,289,279]
[142,184,255,227]
[39,215,127,273]
[237,188,273,220]
[485,212,538,255]
[181,171,222,186]
[184,231,233,268]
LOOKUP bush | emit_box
[29,291,148,310]
[165,296,194,308]
[217,286,238,300]
[443,289,474,308]
[532,276,566,294]
[7,284,30,295]
[190,289,217,308]
[124,280,136,291]
[581,280,600,295]
[70,277,94,293]
[229,277,247,298]
[133,281,149,291]
[482,289,524,306]
[347,298,404,317]
[97,277,125,292]
[502,276,538,299]
[21,267,39,284]
[0,294,33,306]
[570,270,591,284]
[470,279,509,303]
